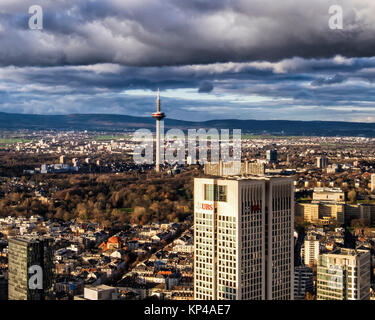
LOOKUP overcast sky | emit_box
[1,0,375,122]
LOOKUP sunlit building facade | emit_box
[317,248,370,300]
[194,176,294,300]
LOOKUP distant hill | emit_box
[0,112,375,137]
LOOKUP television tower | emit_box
[152,88,165,172]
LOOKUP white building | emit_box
[83,285,119,300]
[303,235,320,266]
[371,174,375,192]
[194,176,294,300]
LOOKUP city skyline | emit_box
[1,133,375,301]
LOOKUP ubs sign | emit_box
[196,202,214,212]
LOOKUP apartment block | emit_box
[317,248,370,300]
[303,235,320,266]
[294,266,314,300]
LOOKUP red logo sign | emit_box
[196,202,214,211]
[201,203,213,210]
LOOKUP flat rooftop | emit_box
[313,187,343,193]
[85,284,115,292]
[330,248,369,256]
[8,236,48,245]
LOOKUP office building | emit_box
[344,204,373,225]
[296,202,344,225]
[312,188,345,203]
[319,203,344,224]
[316,157,329,169]
[317,248,370,300]
[296,203,319,223]
[297,201,375,225]
[294,266,314,300]
[194,176,294,300]
[266,150,278,163]
[8,237,54,300]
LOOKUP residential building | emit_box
[294,266,314,300]
[317,248,371,300]
[303,235,320,266]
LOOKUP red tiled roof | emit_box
[108,236,119,243]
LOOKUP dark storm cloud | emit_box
[198,81,214,93]
[1,1,375,121]
[294,90,316,101]
[0,0,375,67]
[311,74,347,86]
[1,55,375,121]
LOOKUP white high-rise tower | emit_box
[152,89,165,173]
[194,176,294,300]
